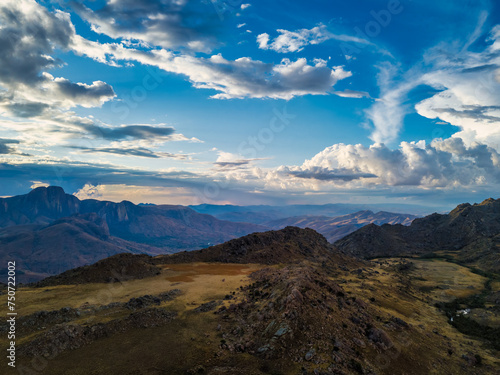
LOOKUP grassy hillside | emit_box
[2,257,499,374]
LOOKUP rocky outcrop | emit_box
[335,198,500,272]
[18,308,177,358]
[214,264,407,374]
[156,226,354,266]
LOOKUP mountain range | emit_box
[265,210,417,243]
[0,187,265,282]
[190,202,435,223]
[335,198,500,273]
[0,187,422,283]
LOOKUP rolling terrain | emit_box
[1,226,499,374]
[335,198,500,273]
[266,211,417,243]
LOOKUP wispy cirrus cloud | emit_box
[68,146,188,159]
[257,24,372,53]
[365,16,500,147]
[415,27,500,148]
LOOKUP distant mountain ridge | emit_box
[335,198,500,272]
[265,210,417,243]
[190,202,439,223]
[0,187,267,282]
[0,186,267,249]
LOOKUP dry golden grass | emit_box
[4,259,499,374]
[2,262,299,375]
[338,259,499,371]
[491,281,500,292]
[15,263,263,317]
[409,259,486,301]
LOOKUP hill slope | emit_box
[335,198,500,272]
[266,210,417,242]
[0,213,165,283]
[4,226,498,374]
[155,226,357,267]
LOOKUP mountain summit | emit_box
[335,198,500,272]
[0,187,267,282]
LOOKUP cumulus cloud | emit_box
[0,0,115,110]
[0,0,73,85]
[257,24,372,53]
[74,183,102,200]
[73,0,221,53]
[265,138,500,190]
[74,38,352,99]
[68,18,352,99]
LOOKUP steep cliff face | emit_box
[0,187,268,282]
[0,186,80,226]
[0,187,267,250]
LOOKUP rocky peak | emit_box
[159,226,337,265]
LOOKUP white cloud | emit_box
[414,29,500,148]
[257,33,270,49]
[257,24,372,53]
[365,63,421,144]
[213,151,266,170]
[365,22,500,147]
[257,25,332,53]
[73,0,220,53]
[333,89,371,99]
[262,138,500,191]
[30,181,50,189]
[72,37,352,99]
[241,4,251,10]
[0,0,116,113]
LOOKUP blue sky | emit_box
[0,0,500,210]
